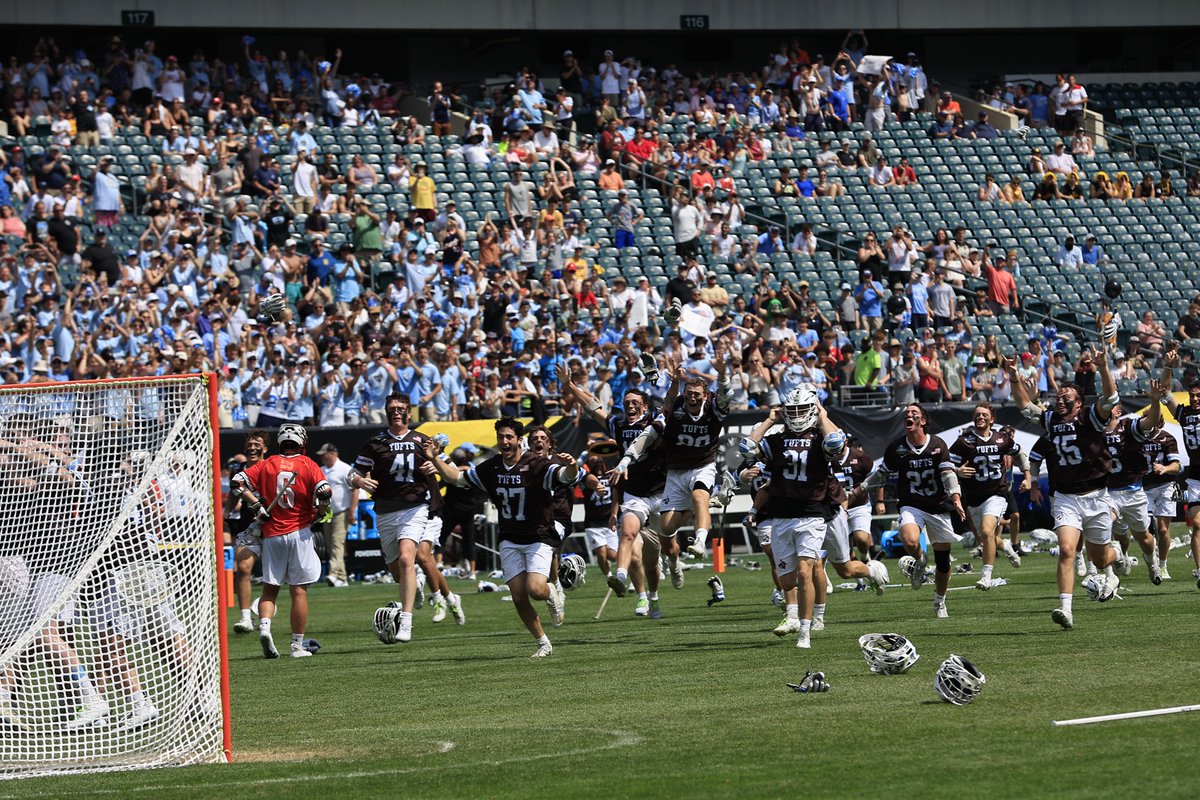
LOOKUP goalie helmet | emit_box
[782,385,819,433]
[559,553,588,591]
[372,607,401,645]
[822,431,847,459]
[934,654,986,705]
[277,423,308,451]
[858,633,920,675]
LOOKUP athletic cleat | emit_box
[547,585,564,627]
[648,599,662,619]
[290,645,313,658]
[1090,573,1120,602]
[1120,556,1133,577]
[117,699,158,730]
[935,603,949,619]
[65,696,111,730]
[396,616,413,643]
[1159,566,1172,581]
[773,618,802,636]
[686,541,706,558]
[1193,568,1200,590]
[1085,561,1098,579]
[795,629,812,649]
[449,594,466,625]
[531,641,553,658]
[555,582,567,618]
[634,597,650,617]
[431,599,447,623]
[975,577,992,591]
[260,633,279,659]
[811,617,826,632]
[607,573,627,597]
[233,618,255,634]
[1002,542,1022,568]
[669,559,685,589]
[0,698,25,731]
[866,560,889,595]
[771,588,784,607]
[1148,559,1162,586]
[1051,608,1074,630]
[1075,550,1087,577]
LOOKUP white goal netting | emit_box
[0,376,227,779]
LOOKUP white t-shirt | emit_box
[293,161,317,198]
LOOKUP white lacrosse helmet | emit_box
[822,430,847,458]
[934,654,986,705]
[277,423,308,451]
[559,553,588,591]
[373,607,401,645]
[859,633,921,675]
[782,385,819,433]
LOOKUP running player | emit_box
[418,453,466,626]
[832,435,884,569]
[855,403,966,619]
[228,431,268,634]
[1142,411,1181,581]
[614,352,731,561]
[822,431,890,596]
[1158,349,1200,589]
[232,423,331,659]
[580,455,617,579]
[426,418,578,657]
[347,393,455,644]
[949,404,1032,590]
[1004,341,1121,629]
[742,386,843,649]
[526,425,573,625]
[1104,387,1167,584]
[556,364,658,610]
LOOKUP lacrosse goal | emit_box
[0,374,231,779]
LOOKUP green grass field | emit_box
[9,547,1200,800]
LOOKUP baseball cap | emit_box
[840,282,852,290]
[1021,352,1034,361]
[316,442,338,454]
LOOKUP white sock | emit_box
[399,611,412,625]
[616,568,628,583]
[445,591,457,604]
[1104,565,1115,578]
[1060,593,1073,614]
[694,528,708,546]
[934,593,946,607]
[786,603,799,621]
[240,609,251,623]
[638,591,648,601]
[537,634,550,646]
[798,618,811,633]
[0,688,11,703]
[649,591,658,601]
[669,555,680,568]
[981,564,994,581]
[1002,540,1015,554]
[432,591,444,604]
[130,689,146,706]
[813,603,826,621]
[291,633,304,648]
[259,618,272,634]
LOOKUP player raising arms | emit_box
[348,393,461,644]
[949,404,1033,591]
[1141,394,1182,581]
[557,363,659,611]
[580,456,617,581]
[614,351,730,562]
[526,425,574,626]
[1004,339,1121,629]
[232,423,331,659]
[1103,390,1166,584]
[1157,349,1200,588]
[428,418,579,657]
[855,404,966,619]
[228,431,268,634]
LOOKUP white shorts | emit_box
[95,571,186,639]
[823,509,853,564]
[621,493,661,526]
[756,518,774,547]
[968,495,1009,534]
[1146,483,1179,518]
[898,506,961,545]
[772,517,827,574]
[584,526,618,553]
[376,505,430,563]
[1051,489,1112,545]
[261,528,322,586]
[847,504,872,535]
[30,574,75,625]
[1108,486,1150,536]
[421,513,442,546]
[500,541,554,582]
[662,464,718,512]
[1185,478,1200,506]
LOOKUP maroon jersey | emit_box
[1028,435,1056,493]
[949,425,1021,505]
[1037,406,1110,494]
[653,396,726,470]
[1175,403,1200,481]
[583,476,613,526]
[352,429,434,513]
[833,445,873,509]
[549,453,575,527]
[1142,428,1181,489]
[426,470,444,516]
[1104,418,1151,489]
[466,452,563,545]
[882,434,955,514]
[610,412,666,496]
[758,428,835,518]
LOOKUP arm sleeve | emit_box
[940,469,961,496]
[858,464,892,491]
[1013,449,1031,473]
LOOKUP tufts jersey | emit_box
[653,396,726,470]
[352,429,434,513]
[583,476,613,526]
[1142,428,1181,489]
[240,454,330,538]
[1106,418,1151,489]
[1028,436,1056,493]
[1037,407,1110,495]
[549,453,576,526]
[949,426,1021,505]
[833,445,873,509]
[1174,404,1200,480]
[610,412,666,496]
[759,428,835,518]
[466,453,564,545]
[882,434,955,514]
